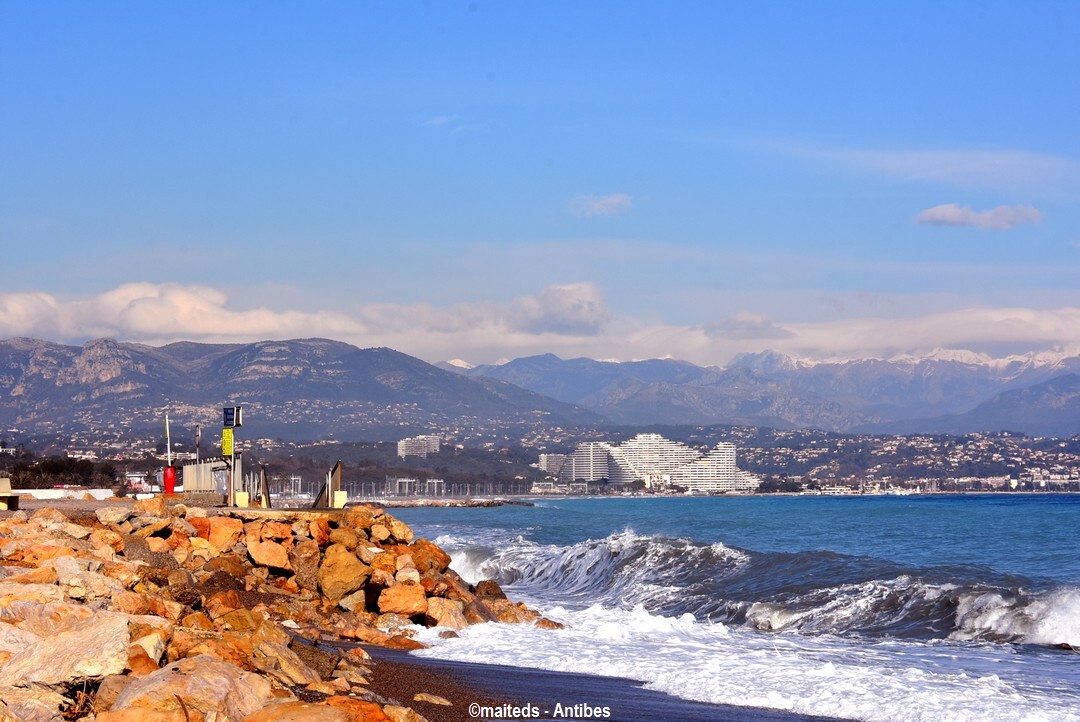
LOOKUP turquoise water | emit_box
[392,494,1080,721]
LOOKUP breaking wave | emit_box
[436,529,1080,648]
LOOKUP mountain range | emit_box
[447,350,1080,437]
[1,337,1078,442]
[0,337,601,441]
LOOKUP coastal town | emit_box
[4,422,1078,500]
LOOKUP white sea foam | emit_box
[413,603,1080,722]
[951,587,1080,648]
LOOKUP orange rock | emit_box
[272,576,300,594]
[288,538,320,592]
[4,565,58,585]
[384,517,413,544]
[370,552,397,574]
[244,521,265,546]
[377,585,427,617]
[424,597,468,630]
[183,634,255,668]
[261,521,293,540]
[133,496,168,517]
[146,536,171,553]
[90,528,126,553]
[220,608,259,632]
[317,544,370,601]
[408,537,451,569]
[189,517,211,540]
[110,590,151,615]
[204,590,244,619]
[203,552,251,578]
[22,544,77,565]
[325,696,393,722]
[247,540,292,570]
[166,531,192,551]
[128,645,161,677]
[329,527,359,550]
[208,517,244,551]
[96,709,191,722]
[143,593,185,622]
[341,507,378,532]
[381,636,427,651]
[310,518,331,546]
[239,701,350,721]
[181,612,216,631]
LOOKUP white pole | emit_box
[165,413,172,468]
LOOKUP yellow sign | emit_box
[222,427,234,456]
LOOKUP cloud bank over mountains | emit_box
[2,282,1077,367]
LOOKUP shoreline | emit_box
[364,646,846,722]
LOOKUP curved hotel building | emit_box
[555,433,761,493]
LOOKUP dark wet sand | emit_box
[365,646,845,722]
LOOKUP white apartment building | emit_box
[553,436,761,493]
[608,433,700,488]
[669,442,761,493]
[397,434,441,459]
[538,453,568,475]
[558,442,611,483]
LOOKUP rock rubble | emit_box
[0,501,559,721]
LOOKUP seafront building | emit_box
[537,453,567,475]
[397,434,441,459]
[555,434,761,493]
[607,433,701,486]
[558,442,611,483]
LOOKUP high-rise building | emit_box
[557,442,611,483]
[669,442,760,492]
[607,433,701,488]
[550,435,761,493]
[397,434,441,459]
[538,453,568,475]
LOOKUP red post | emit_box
[163,466,176,495]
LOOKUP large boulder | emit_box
[248,539,292,571]
[377,585,428,617]
[424,598,468,630]
[407,539,451,574]
[108,654,273,720]
[0,612,129,686]
[289,539,321,592]
[208,516,245,551]
[318,544,371,602]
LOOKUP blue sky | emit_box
[2,1,1078,365]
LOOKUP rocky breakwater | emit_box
[0,498,559,721]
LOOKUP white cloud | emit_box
[509,282,611,335]
[915,203,1043,230]
[569,193,633,218]
[0,283,366,344]
[3,283,1079,368]
[703,312,793,340]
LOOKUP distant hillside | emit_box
[0,338,603,441]
[452,351,1080,436]
[866,374,1080,437]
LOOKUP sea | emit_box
[389,494,1080,722]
